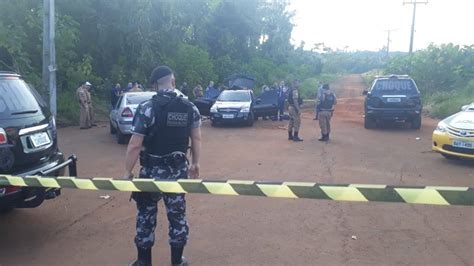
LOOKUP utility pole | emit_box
[42,0,57,116]
[385,28,398,56]
[403,0,428,54]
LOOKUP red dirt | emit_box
[1,75,473,266]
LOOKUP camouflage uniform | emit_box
[131,89,201,250]
[75,86,91,128]
[84,88,95,126]
[288,89,301,132]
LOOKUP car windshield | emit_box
[126,93,154,105]
[371,79,418,96]
[0,79,44,119]
[218,90,251,102]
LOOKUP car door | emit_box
[254,90,278,117]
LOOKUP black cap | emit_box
[322,84,329,90]
[149,66,173,84]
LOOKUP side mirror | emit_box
[461,105,469,111]
[363,89,368,96]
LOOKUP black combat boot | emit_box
[288,130,293,140]
[171,247,188,266]
[318,134,329,141]
[293,131,303,142]
[130,247,152,266]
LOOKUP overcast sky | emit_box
[289,0,474,52]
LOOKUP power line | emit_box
[403,0,428,54]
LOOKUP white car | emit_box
[109,90,187,144]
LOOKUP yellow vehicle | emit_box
[432,103,474,159]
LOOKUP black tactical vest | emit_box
[146,92,194,156]
[320,93,336,110]
[287,88,303,105]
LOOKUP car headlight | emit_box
[436,121,447,132]
[210,105,218,113]
[240,107,250,113]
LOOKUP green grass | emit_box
[424,80,474,119]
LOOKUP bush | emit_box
[426,80,474,118]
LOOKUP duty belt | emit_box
[140,152,187,168]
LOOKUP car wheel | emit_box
[411,115,422,130]
[442,154,459,160]
[110,121,117,134]
[117,129,128,145]
[364,116,376,129]
[211,120,217,127]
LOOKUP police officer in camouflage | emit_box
[123,65,202,266]
[287,80,303,142]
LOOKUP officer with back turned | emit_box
[123,65,202,266]
[287,79,303,142]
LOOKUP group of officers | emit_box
[74,66,336,266]
[285,80,337,142]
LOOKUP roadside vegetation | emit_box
[0,1,471,123]
[385,44,473,118]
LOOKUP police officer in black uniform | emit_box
[123,66,202,266]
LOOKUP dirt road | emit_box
[1,75,473,266]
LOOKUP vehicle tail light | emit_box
[0,128,7,144]
[121,107,134,118]
[0,186,19,196]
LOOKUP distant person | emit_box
[125,82,133,92]
[277,81,288,121]
[111,83,122,107]
[75,81,91,129]
[206,81,215,92]
[130,82,143,92]
[317,84,337,141]
[193,85,203,98]
[137,81,145,91]
[179,82,189,96]
[84,82,97,127]
[287,80,303,141]
[314,84,323,120]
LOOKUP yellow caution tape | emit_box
[0,175,472,206]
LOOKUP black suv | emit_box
[0,71,76,212]
[363,75,422,129]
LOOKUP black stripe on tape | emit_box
[56,178,80,189]
[287,185,331,200]
[229,183,266,197]
[24,177,43,187]
[438,188,474,206]
[134,180,162,192]
[358,187,405,203]
[180,181,210,194]
[93,179,119,191]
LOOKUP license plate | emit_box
[30,132,51,147]
[387,98,401,103]
[453,140,474,149]
[222,114,234,119]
